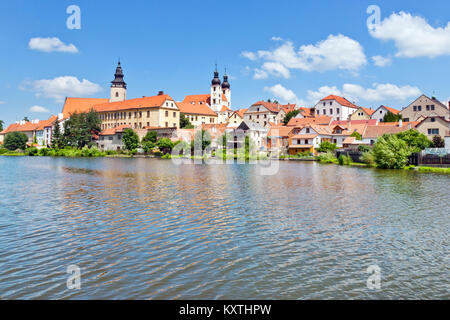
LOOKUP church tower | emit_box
[210,67,222,112]
[110,61,127,103]
[222,71,231,108]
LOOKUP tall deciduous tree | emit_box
[51,120,63,148]
[63,110,101,148]
[122,128,140,151]
[283,110,300,125]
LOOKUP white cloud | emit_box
[241,51,258,61]
[271,36,283,41]
[0,101,5,105]
[372,55,392,67]
[242,34,367,78]
[305,83,421,104]
[261,62,290,78]
[264,84,299,103]
[28,37,79,53]
[29,76,102,102]
[29,105,50,113]
[253,68,268,79]
[369,12,450,58]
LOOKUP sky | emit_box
[1,0,450,126]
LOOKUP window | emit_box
[306,128,310,133]
[428,128,439,135]
[173,112,176,117]
[426,105,430,111]
[413,106,417,111]
[147,122,150,127]
[330,109,333,115]
[139,112,142,118]
[109,136,113,141]
[165,122,168,128]
[116,92,119,97]
[329,102,332,106]
[431,118,436,122]
[147,111,150,117]
[403,118,409,122]
[336,108,340,114]
[323,102,326,106]
[316,110,320,115]
[431,105,435,110]
[305,139,309,144]
[418,106,422,111]
[165,111,169,117]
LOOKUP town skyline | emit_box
[1,0,450,125]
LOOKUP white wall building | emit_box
[314,95,358,121]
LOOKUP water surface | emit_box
[0,157,448,299]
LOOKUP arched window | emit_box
[116,92,119,97]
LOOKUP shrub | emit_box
[373,134,412,169]
[142,141,156,153]
[358,145,371,153]
[4,132,29,150]
[38,148,51,156]
[157,138,174,154]
[26,147,38,156]
[318,141,337,153]
[0,148,8,155]
[361,151,376,167]
[338,154,351,165]
[350,131,362,140]
[317,152,337,163]
[396,129,431,152]
[431,135,445,148]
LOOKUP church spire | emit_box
[111,60,127,89]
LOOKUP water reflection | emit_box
[0,157,448,299]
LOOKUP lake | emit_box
[0,156,448,299]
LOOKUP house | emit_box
[227,108,247,128]
[244,101,284,127]
[313,95,359,121]
[94,92,180,130]
[329,120,375,148]
[267,125,293,155]
[399,94,450,122]
[230,121,268,150]
[342,136,369,150]
[350,107,375,121]
[371,105,401,122]
[415,116,450,141]
[362,123,411,145]
[176,101,218,127]
[274,104,298,123]
[286,115,332,127]
[0,115,59,146]
[97,125,130,151]
[288,124,332,155]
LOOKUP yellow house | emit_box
[176,101,218,127]
[93,93,180,130]
[350,107,375,121]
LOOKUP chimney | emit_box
[399,119,403,128]
[158,91,164,96]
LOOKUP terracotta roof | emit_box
[291,134,318,139]
[298,107,314,117]
[251,101,283,113]
[289,144,313,149]
[379,105,400,114]
[363,125,410,139]
[36,115,58,130]
[268,126,293,137]
[220,105,232,112]
[182,94,211,105]
[99,124,131,136]
[62,98,109,119]
[93,94,175,112]
[287,116,332,127]
[176,101,217,116]
[379,121,420,127]
[320,95,358,109]
[331,119,378,126]
[280,104,297,114]
[230,108,247,119]
[356,107,375,116]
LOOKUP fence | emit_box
[336,150,364,163]
[409,151,450,166]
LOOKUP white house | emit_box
[314,95,359,121]
[288,124,332,155]
[371,105,401,122]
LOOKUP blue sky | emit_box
[1,0,450,125]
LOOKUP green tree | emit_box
[4,132,29,150]
[63,110,101,148]
[122,128,140,151]
[350,131,362,140]
[283,110,300,125]
[358,144,371,153]
[373,134,412,169]
[142,131,158,144]
[396,129,431,152]
[51,120,64,149]
[383,112,402,123]
[318,141,337,153]
[180,114,194,129]
[142,141,156,153]
[157,138,174,154]
[431,135,445,148]
[191,130,211,152]
[0,120,4,132]
[23,117,29,122]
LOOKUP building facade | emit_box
[399,95,450,122]
[314,95,358,121]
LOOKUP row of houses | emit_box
[1,62,449,152]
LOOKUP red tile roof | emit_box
[176,101,217,116]
[1,116,58,134]
[93,94,175,112]
[321,95,359,109]
[379,105,400,114]
[62,98,109,119]
[99,124,131,136]
[287,116,332,127]
[363,125,410,139]
[251,101,283,113]
[183,94,211,105]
